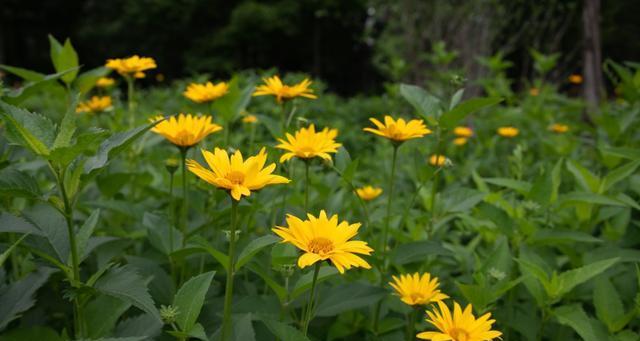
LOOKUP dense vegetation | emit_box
[0,34,639,341]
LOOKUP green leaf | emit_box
[23,204,70,263]
[0,267,56,330]
[398,83,442,121]
[0,234,29,267]
[143,212,182,256]
[74,66,111,94]
[0,168,41,199]
[559,192,629,207]
[188,236,229,271]
[51,94,78,150]
[77,209,100,261]
[528,167,553,205]
[390,240,453,265]
[440,97,502,128]
[484,177,532,194]
[212,77,254,122]
[49,128,110,166]
[599,146,640,161]
[84,121,158,175]
[259,317,311,341]
[173,271,215,332]
[553,304,599,341]
[555,258,619,298]
[449,88,465,110]
[231,313,256,341]
[601,160,640,193]
[0,64,45,81]
[245,262,287,303]
[114,313,163,340]
[529,230,602,245]
[0,101,55,155]
[567,160,601,193]
[236,235,279,270]
[594,277,627,333]
[1,69,72,104]
[94,265,160,321]
[48,35,79,84]
[85,294,132,339]
[0,326,64,341]
[315,283,387,317]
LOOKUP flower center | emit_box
[409,292,425,304]
[450,328,470,341]
[297,145,317,157]
[387,124,403,139]
[308,237,334,254]
[227,171,245,185]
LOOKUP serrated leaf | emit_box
[173,271,215,332]
[567,160,601,193]
[594,277,627,333]
[236,235,279,270]
[553,304,598,341]
[48,35,79,84]
[0,267,56,330]
[114,313,163,340]
[399,83,442,121]
[143,212,182,255]
[51,94,78,150]
[0,101,55,155]
[85,294,132,339]
[77,209,100,261]
[555,258,619,298]
[0,167,41,199]
[49,127,110,166]
[84,121,158,175]
[94,265,160,321]
[440,97,502,128]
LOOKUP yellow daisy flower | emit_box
[497,126,519,138]
[429,154,447,167]
[272,210,374,274]
[105,55,157,78]
[356,186,383,201]
[253,75,317,103]
[187,147,290,201]
[242,114,258,124]
[549,123,569,133]
[76,96,113,114]
[95,77,115,88]
[568,74,583,84]
[417,301,502,341]
[453,126,473,138]
[389,273,448,306]
[183,81,229,103]
[150,114,222,148]
[453,137,468,146]
[276,124,341,163]
[363,115,431,142]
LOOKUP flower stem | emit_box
[302,262,321,336]
[381,144,399,259]
[428,127,442,238]
[221,199,240,341]
[179,148,189,245]
[304,160,310,212]
[126,77,135,129]
[407,307,418,340]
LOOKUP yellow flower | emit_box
[417,301,502,341]
[453,126,473,138]
[105,55,157,78]
[389,273,449,306]
[568,74,583,84]
[272,210,373,273]
[529,87,539,96]
[253,75,317,103]
[150,113,222,148]
[183,81,229,103]
[363,116,431,142]
[549,123,569,133]
[243,114,258,124]
[497,126,519,138]
[76,96,113,113]
[95,77,115,88]
[356,186,383,201]
[276,124,341,163]
[187,147,290,201]
[453,137,468,146]
[429,154,447,167]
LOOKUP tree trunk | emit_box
[582,0,604,112]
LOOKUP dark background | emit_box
[1,0,638,95]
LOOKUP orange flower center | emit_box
[227,171,245,185]
[409,292,425,304]
[386,124,403,139]
[308,237,334,254]
[450,328,470,341]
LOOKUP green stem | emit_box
[248,123,256,154]
[428,127,443,238]
[302,263,321,336]
[381,144,399,258]
[407,307,418,340]
[180,148,189,245]
[224,119,230,146]
[329,165,370,231]
[221,199,240,341]
[48,162,83,338]
[168,171,176,284]
[304,160,310,212]
[126,77,135,129]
